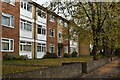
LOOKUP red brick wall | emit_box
[46,14,58,55]
[2,1,20,55]
[0,1,2,56]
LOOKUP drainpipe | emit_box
[34,6,36,59]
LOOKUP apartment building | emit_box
[1,0,20,55]
[19,0,47,59]
[1,0,89,59]
[46,12,69,57]
[28,1,70,58]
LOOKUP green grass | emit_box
[2,56,93,75]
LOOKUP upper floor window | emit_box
[58,19,62,26]
[58,32,62,38]
[3,0,15,5]
[20,41,32,52]
[38,10,46,19]
[1,38,14,52]
[64,22,68,28]
[49,15,54,22]
[38,25,46,35]
[20,1,32,12]
[2,13,14,28]
[49,29,55,37]
[20,19,32,31]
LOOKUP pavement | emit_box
[75,58,120,78]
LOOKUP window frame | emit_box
[49,28,55,37]
[64,22,68,28]
[37,43,46,52]
[3,0,15,6]
[20,1,32,12]
[49,15,55,22]
[37,25,46,35]
[1,38,14,52]
[20,41,32,52]
[38,10,46,19]
[20,19,32,32]
[58,19,62,26]
[49,44,55,53]
[1,12,14,28]
[58,32,62,39]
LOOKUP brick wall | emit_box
[46,14,58,55]
[2,1,20,55]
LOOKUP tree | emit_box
[47,1,120,59]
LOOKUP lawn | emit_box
[2,56,93,75]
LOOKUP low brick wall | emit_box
[3,63,82,78]
[3,57,118,78]
[81,57,118,73]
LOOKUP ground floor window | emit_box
[37,43,46,52]
[64,46,68,53]
[20,41,32,52]
[1,38,14,52]
[49,44,55,53]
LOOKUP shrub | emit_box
[3,53,19,60]
[19,55,28,60]
[3,53,29,60]
[43,52,57,58]
[71,51,78,57]
[64,53,71,58]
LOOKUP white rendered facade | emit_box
[19,0,47,59]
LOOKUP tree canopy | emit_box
[47,1,120,58]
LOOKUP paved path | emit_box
[76,58,120,78]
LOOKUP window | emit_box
[20,19,32,31]
[20,41,31,52]
[64,46,68,53]
[38,10,46,18]
[42,28,46,35]
[58,19,62,26]
[2,13,14,28]
[38,25,46,35]
[64,22,68,28]
[27,3,32,12]
[37,43,46,52]
[58,32,62,38]
[3,0,15,5]
[1,38,14,52]
[49,44,54,53]
[49,29,55,37]
[49,15,54,22]
[38,25,42,34]
[20,1,32,12]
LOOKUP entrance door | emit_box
[58,46,62,57]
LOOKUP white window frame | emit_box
[37,43,46,52]
[20,41,32,52]
[58,32,62,39]
[20,1,32,12]
[49,15,54,22]
[38,10,46,19]
[20,19,32,32]
[37,25,46,35]
[49,28,55,37]
[3,0,15,6]
[58,19,62,26]
[1,38,14,52]
[49,44,55,53]
[64,22,68,28]
[2,13,14,28]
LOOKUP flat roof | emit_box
[29,1,69,23]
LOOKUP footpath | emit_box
[76,58,120,78]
